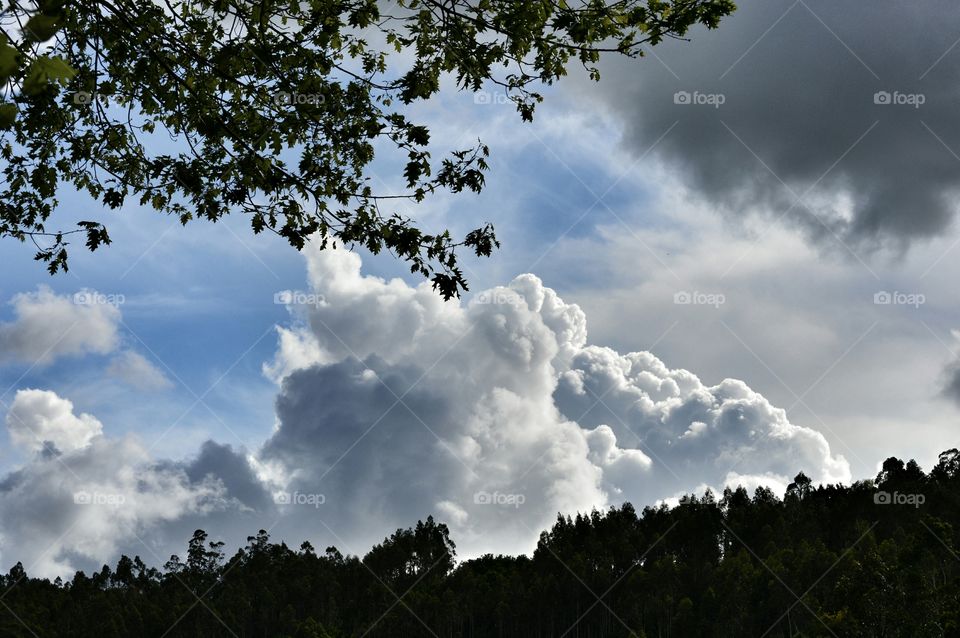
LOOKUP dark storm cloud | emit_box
[941,340,960,406]
[263,356,464,527]
[184,441,273,512]
[591,0,960,249]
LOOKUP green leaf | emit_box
[0,103,17,130]
[24,14,62,42]
[23,55,76,95]
[0,37,19,80]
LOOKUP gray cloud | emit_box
[585,0,960,250]
[0,390,234,578]
[940,330,960,406]
[944,365,960,404]
[184,441,273,512]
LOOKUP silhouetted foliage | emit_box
[0,0,736,298]
[4,451,960,636]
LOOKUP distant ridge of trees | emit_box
[3,449,960,637]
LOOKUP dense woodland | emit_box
[3,450,960,637]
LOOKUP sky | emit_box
[2,0,960,578]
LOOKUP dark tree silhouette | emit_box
[0,0,736,298]
[3,449,960,636]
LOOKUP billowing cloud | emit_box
[258,245,850,557]
[554,347,851,491]
[584,0,960,249]
[107,351,173,390]
[6,389,103,454]
[0,287,120,365]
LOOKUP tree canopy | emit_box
[0,0,735,298]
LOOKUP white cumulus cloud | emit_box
[258,245,851,557]
[0,287,120,365]
[6,389,103,454]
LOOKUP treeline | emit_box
[3,450,960,637]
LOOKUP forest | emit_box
[2,449,959,637]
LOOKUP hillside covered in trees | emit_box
[3,450,960,637]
